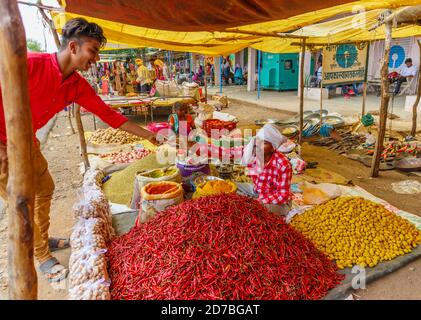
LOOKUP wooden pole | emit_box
[411,40,421,137]
[0,0,37,299]
[319,78,323,125]
[68,106,75,134]
[299,38,306,145]
[74,104,90,171]
[361,82,367,115]
[36,0,61,49]
[370,19,392,178]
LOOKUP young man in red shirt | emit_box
[0,18,157,282]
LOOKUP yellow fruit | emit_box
[291,197,421,270]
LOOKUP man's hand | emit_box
[0,143,8,176]
[119,121,159,145]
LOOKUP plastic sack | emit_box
[155,79,180,97]
[194,103,215,128]
[68,246,109,289]
[391,180,421,194]
[182,81,199,97]
[73,186,114,241]
[83,168,105,188]
[68,278,111,300]
[139,181,184,223]
[302,182,341,205]
[70,217,108,251]
[211,95,228,108]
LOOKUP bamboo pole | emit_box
[319,78,323,126]
[370,19,392,178]
[411,40,421,137]
[74,104,90,171]
[0,0,37,299]
[299,39,306,145]
[204,60,208,103]
[361,82,367,115]
[68,106,75,134]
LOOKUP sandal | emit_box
[48,237,70,252]
[39,257,69,283]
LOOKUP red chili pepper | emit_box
[107,194,343,300]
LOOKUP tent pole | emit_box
[299,39,306,144]
[203,56,208,103]
[257,50,261,100]
[220,56,223,94]
[361,82,367,115]
[0,0,37,300]
[371,19,392,178]
[74,103,90,171]
[319,79,323,125]
[411,40,421,137]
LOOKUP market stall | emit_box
[64,111,421,300]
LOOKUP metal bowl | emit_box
[312,109,329,116]
[322,115,345,128]
[277,124,299,137]
[395,157,421,172]
[255,119,277,126]
[193,175,223,188]
[304,113,322,125]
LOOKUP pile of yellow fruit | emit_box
[291,197,421,269]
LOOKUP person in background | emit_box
[0,17,158,283]
[205,62,213,85]
[240,124,293,216]
[316,62,323,87]
[168,102,195,135]
[393,58,417,94]
[234,63,244,85]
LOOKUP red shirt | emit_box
[0,52,128,144]
[247,151,292,205]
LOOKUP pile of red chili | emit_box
[107,194,344,300]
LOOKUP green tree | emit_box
[27,38,44,52]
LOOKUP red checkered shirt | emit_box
[247,151,292,205]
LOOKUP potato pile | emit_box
[291,197,421,269]
[68,169,113,300]
[99,149,151,164]
[88,128,143,145]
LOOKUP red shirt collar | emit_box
[50,53,80,84]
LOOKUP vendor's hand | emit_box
[0,143,8,176]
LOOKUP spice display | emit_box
[108,194,343,300]
[88,127,143,145]
[202,119,237,136]
[193,180,237,198]
[291,197,421,269]
[231,165,252,183]
[102,154,165,205]
[99,149,151,164]
[141,167,178,179]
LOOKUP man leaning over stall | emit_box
[0,18,157,283]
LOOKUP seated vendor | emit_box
[240,124,292,216]
[169,102,195,135]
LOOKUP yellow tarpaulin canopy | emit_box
[53,0,421,55]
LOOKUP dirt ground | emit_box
[0,101,420,300]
